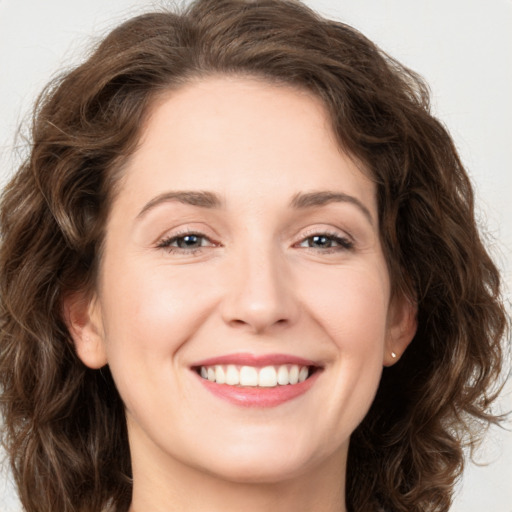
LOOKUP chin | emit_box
[190,435,330,485]
[201,455,311,485]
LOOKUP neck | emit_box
[130,472,345,512]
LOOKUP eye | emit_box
[157,232,217,253]
[297,232,353,252]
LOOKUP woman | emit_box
[0,0,508,511]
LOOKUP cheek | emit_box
[98,263,221,427]
[99,259,217,379]
[131,277,200,337]
[300,264,390,352]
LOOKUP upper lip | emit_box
[192,352,321,368]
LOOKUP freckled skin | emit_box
[70,77,416,512]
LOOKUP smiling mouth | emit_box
[195,364,319,388]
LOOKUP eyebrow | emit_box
[290,191,374,225]
[137,191,222,219]
[136,189,373,225]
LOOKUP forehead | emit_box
[117,76,375,213]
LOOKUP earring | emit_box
[391,351,397,359]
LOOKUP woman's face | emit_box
[71,77,415,485]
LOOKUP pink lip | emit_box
[192,352,319,368]
[191,352,322,408]
[196,371,320,408]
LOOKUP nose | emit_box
[220,245,299,334]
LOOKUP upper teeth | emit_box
[199,364,310,387]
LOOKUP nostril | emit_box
[227,316,289,330]
[229,318,250,327]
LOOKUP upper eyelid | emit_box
[295,233,354,252]
[157,232,217,247]
[154,225,220,246]
[156,233,352,255]
[294,226,354,243]
[155,226,354,244]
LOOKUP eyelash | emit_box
[295,230,354,253]
[156,230,217,254]
[156,230,354,255]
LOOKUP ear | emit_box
[383,293,417,367]
[62,291,108,369]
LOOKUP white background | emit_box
[0,1,510,511]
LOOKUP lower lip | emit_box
[195,371,320,408]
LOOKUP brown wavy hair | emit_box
[0,1,508,511]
